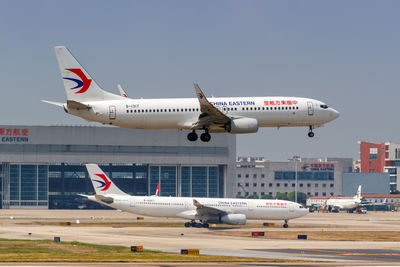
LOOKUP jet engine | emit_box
[220,214,246,225]
[225,118,259,134]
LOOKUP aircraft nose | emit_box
[330,108,340,119]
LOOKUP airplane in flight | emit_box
[326,185,362,213]
[84,164,308,228]
[44,46,339,142]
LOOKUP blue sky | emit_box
[1,1,400,160]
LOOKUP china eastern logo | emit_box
[93,174,111,191]
[63,68,92,94]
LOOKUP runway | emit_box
[0,210,400,265]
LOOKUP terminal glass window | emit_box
[10,165,20,201]
[161,166,176,197]
[192,167,207,197]
[149,166,159,196]
[181,167,191,197]
[208,167,218,198]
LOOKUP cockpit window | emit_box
[320,104,328,109]
[299,205,303,209]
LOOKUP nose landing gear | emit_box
[308,126,314,138]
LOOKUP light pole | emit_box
[293,156,300,203]
[295,159,298,203]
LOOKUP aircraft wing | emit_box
[192,83,231,129]
[193,199,228,217]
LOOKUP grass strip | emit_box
[0,238,308,263]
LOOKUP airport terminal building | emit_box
[0,125,236,209]
[235,157,354,198]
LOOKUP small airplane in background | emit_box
[84,164,308,228]
[326,185,362,213]
[43,46,339,142]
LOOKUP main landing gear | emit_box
[187,130,211,142]
[184,220,209,228]
[283,219,289,228]
[308,126,314,138]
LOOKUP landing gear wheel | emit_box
[200,132,211,142]
[283,219,289,228]
[187,131,198,142]
[308,126,314,138]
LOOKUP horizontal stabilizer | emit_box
[41,100,64,107]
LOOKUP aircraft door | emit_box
[130,198,135,207]
[289,203,295,213]
[307,102,314,116]
[109,105,116,120]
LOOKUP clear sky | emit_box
[1,1,399,160]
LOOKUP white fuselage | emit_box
[326,198,361,210]
[92,194,308,221]
[67,96,339,132]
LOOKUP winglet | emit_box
[117,84,128,98]
[155,182,160,196]
[193,199,202,208]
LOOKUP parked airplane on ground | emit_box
[84,164,308,228]
[326,185,362,213]
[44,46,339,142]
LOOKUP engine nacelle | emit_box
[220,214,246,225]
[226,118,259,134]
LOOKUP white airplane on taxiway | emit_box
[84,164,308,228]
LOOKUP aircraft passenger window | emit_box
[149,110,151,113]
[176,109,179,112]
[185,109,187,112]
[286,107,288,110]
[246,107,249,111]
[131,110,133,113]
[197,108,199,111]
[242,107,244,111]
[274,107,277,110]
[153,109,156,112]
[262,107,264,110]
[126,110,129,113]
[134,110,137,113]
[235,108,237,111]
[142,110,145,113]
[296,107,299,110]
[169,109,171,112]
[157,109,159,112]
[289,107,291,110]
[146,109,148,112]
[258,107,261,110]
[320,104,328,109]
[165,109,167,112]
[181,109,183,112]
[173,109,175,112]
[278,107,280,110]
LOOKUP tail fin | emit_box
[354,185,362,200]
[86,164,128,196]
[54,46,122,102]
